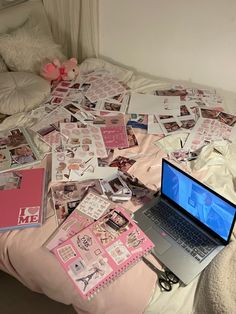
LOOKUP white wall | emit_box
[99,0,236,92]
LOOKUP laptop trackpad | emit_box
[146,228,172,255]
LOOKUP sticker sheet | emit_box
[84,76,127,103]
[60,123,107,158]
[109,156,136,173]
[78,192,113,220]
[183,117,232,152]
[51,145,98,182]
[100,123,129,149]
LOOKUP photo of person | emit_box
[108,177,126,193]
[188,187,230,239]
[217,112,236,127]
[109,156,136,173]
[7,128,27,148]
[81,98,96,110]
[10,145,36,165]
[103,102,121,112]
[125,126,138,148]
[0,172,22,190]
[180,119,196,130]
[180,105,191,116]
[64,103,81,115]
[105,210,129,231]
[80,83,91,92]
[200,108,220,119]
[162,121,181,133]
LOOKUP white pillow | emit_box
[0,55,8,73]
[0,19,65,74]
[0,72,50,115]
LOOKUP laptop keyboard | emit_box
[145,202,216,262]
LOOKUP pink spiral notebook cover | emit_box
[52,207,154,300]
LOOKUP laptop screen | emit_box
[161,160,236,242]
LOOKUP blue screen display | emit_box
[162,161,236,241]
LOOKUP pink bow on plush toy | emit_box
[41,58,79,82]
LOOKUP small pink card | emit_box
[101,126,129,149]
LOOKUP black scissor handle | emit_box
[159,278,172,291]
[165,270,179,284]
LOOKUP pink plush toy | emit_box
[41,58,79,82]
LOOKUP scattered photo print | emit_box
[109,156,136,173]
[0,171,22,191]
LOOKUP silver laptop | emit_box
[134,158,236,284]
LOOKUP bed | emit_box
[0,1,236,314]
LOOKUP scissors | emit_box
[142,256,179,291]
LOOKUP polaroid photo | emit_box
[96,95,129,114]
[10,145,37,166]
[105,210,129,231]
[2,128,28,149]
[0,171,22,191]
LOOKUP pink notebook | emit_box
[52,207,154,300]
[0,168,46,231]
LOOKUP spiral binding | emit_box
[86,247,153,300]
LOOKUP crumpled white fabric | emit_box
[190,140,236,204]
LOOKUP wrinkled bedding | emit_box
[0,58,236,314]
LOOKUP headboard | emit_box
[0,0,50,36]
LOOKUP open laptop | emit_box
[134,158,236,284]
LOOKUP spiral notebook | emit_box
[52,207,154,300]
